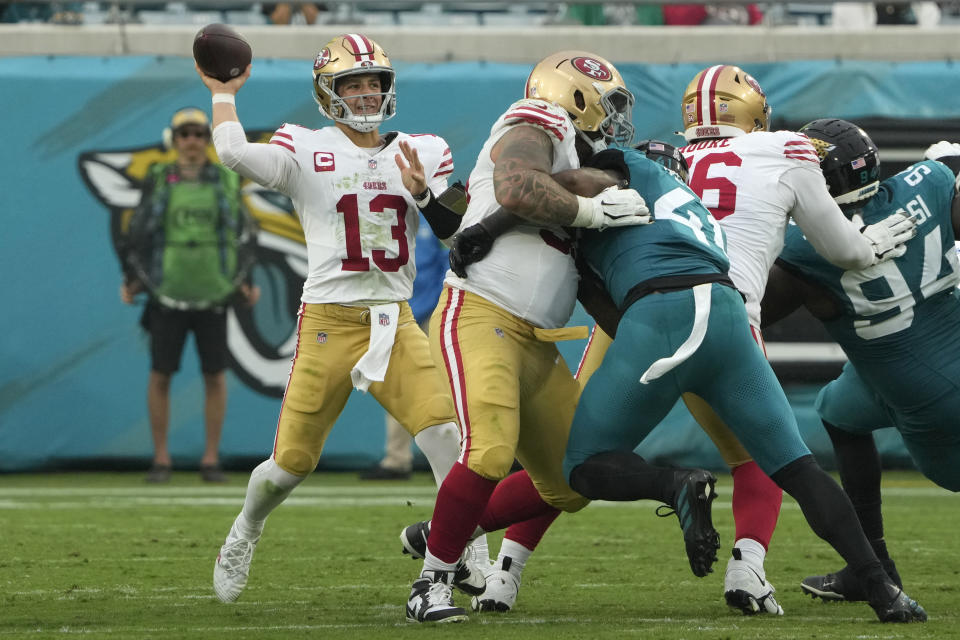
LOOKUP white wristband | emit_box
[212,93,236,106]
[572,195,601,228]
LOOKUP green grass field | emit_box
[1,470,957,639]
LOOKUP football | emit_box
[193,23,252,83]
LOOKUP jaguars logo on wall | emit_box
[78,132,305,398]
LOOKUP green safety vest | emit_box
[129,162,250,307]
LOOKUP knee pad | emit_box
[274,445,317,477]
[471,444,518,481]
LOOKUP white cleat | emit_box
[471,567,520,612]
[723,548,783,615]
[213,525,259,603]
[406,570,469,623]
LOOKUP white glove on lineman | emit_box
[861,213,917,264]
[923,140,960,161]
[573,186,652,230]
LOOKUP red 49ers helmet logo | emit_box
[744,73,766,97]
[572,57,612,81]
[314,48,331,70]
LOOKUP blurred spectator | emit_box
[832,2,940,27]
[663,3,764,25]
[2,1,83,22]
[262,2,325,24]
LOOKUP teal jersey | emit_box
[780,159,960,367]
[578,150,729,308]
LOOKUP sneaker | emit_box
[399,520,485,596]
[145,464,171,484]
[213,525,259,603]
[724,548,783,615]
[471,567,520,613]
[200,464,228,483]
[869,585,927,623]
[406,570,469,623]
[801,558,902,602]
[359,464,411,480]
[656,469,720,577]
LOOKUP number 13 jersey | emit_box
[217,121,453,305]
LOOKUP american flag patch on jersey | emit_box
[851,157,866,169]
[379,313,391,326]
[648,142,665,152]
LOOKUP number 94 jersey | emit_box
[779,159,960,359]
[269,124,453,304]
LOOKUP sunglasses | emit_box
[175,128,210,139]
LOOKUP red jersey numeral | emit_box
[336,193,410,272]
[687,151,742,220]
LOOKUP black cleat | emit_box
[870,587,927,623]
[801,558,902,602]
[400,520,430,559]
[399,520,485,596]
[406,570,469,624]
[657,469,720,577]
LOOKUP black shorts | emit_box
[143,302,228,375]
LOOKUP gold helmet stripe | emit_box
[697,65,725,128]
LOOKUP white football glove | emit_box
[923,140,960,161]
[861,213,917,264]
[573,186,652,230]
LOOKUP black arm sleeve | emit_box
[418,190,463,240]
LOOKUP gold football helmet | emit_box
[680,65,771,142]
[312,33,395,133]
[525,50,635,154]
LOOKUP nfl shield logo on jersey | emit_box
[317,332,327,344]
[379,313,390,326]
[368,158,377,170]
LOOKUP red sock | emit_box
[731,460,782,550]
[427,462,497,563]
[478,470,557,533]
[504,509,561,551]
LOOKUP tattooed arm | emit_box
[490,125,580,226]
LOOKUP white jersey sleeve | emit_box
[781,164,875,271]
[446,99,581,329]
[212,120,300,194]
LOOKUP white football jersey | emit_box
[447,99,581,329]
[681,130,860,327]
[225,124,452,305]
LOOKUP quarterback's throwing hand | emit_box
[449,223,495,278]
[862,212,917,264]
[572,186,652,230]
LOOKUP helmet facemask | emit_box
[314,68,396,133]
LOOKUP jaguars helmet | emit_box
[681,65,771,142]
[312,33,395,133]
[525,50,635,154]
[799,118,881,207]
[636,139,689,183]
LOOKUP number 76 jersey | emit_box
[779,159,960,361]
[268,124,452,304]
